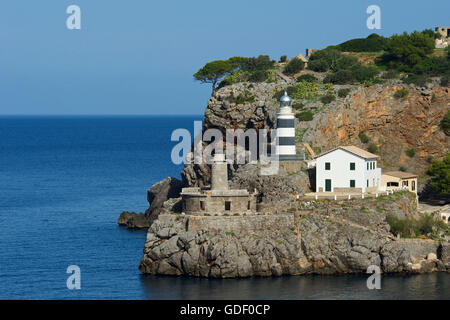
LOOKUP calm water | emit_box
[0,116,449,300]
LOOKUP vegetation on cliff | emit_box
[386,213,449,239]
[194,29,449,93]
[426,153,450,196]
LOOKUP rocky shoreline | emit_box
[138,193,450,277]
[118,73,449,278]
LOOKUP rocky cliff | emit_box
[139,192,450,277]
[119,77,449,228]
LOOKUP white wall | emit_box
[316,149,381,192]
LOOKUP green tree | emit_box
[440,110,450,135]
[283,57,305,75]
[381,31,435,72]
[426,153,450,196]
[194,60,234,94]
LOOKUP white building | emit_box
[315,146,381,193]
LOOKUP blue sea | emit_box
[0,116,449,300]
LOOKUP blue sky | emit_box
[0,0,448,115]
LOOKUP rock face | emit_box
[230,163,310,209]
[118,177,183,229]
[139,192,449,277]
[300,83,449,179]
[180,80,449,194]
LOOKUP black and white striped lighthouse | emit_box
[275,91,297,161]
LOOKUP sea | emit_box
[0,115,448,300]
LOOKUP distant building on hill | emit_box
[435,26,450,48]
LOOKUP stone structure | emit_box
[180,153,256,216]
[305,48,318,59]
[435,27,450,48]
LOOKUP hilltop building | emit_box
[435,26,450,48]
[180,153,256,216]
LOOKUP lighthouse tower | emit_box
[275,91,297,161]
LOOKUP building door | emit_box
[325,179,331,192]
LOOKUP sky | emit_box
[0,0,448,115]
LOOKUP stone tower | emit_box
[211,153,228,190]
[275,91,297,161]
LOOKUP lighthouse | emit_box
[275,91,297,161]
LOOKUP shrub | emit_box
[333,55,359,71]
[381,30,435,73]
[334,33,386,52]
[323,70,353,84]
[358,132,370,144]
[320,94,336,104]
[272,86,298,100]
[402,74,429,87]
[441,76,449,87]
[338,88,351,98]
[307,49,342,72]
[307,59,330,72]
[283,58,305,75]
[406,149,415,157]
[399,166,407,172]
[394,89,409,99]
[367,143,379,154]
[381,70,399,79]
[440,110,450,135]
[248,70,268,82]
[387,213,447,238]
[426,153,450,195]
[244,55,275,71]
[296,111,314,121]
[235,90,255,104]
[296,74,318,83]
[280,55,287,63]
[350,65,379,82]
[386,214,414,237]
[292,102,305,110]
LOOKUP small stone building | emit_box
[435,27,450,48]
[181,154,256,216]
[436,26,450,38]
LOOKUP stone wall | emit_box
[139,192,449,277]
[182,194,255,216]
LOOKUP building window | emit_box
[350,162,355,171]
[325,162,330,170]
[350,180,355,188]
[412,180,415,191]
[200,201,205,211]
[387,182,399,187]
[402,181,409,187]
[247,201,251,210]
[367,180,369,187]
[225,201,231,211]
[367,162,369,170]
[325,179,332,192]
